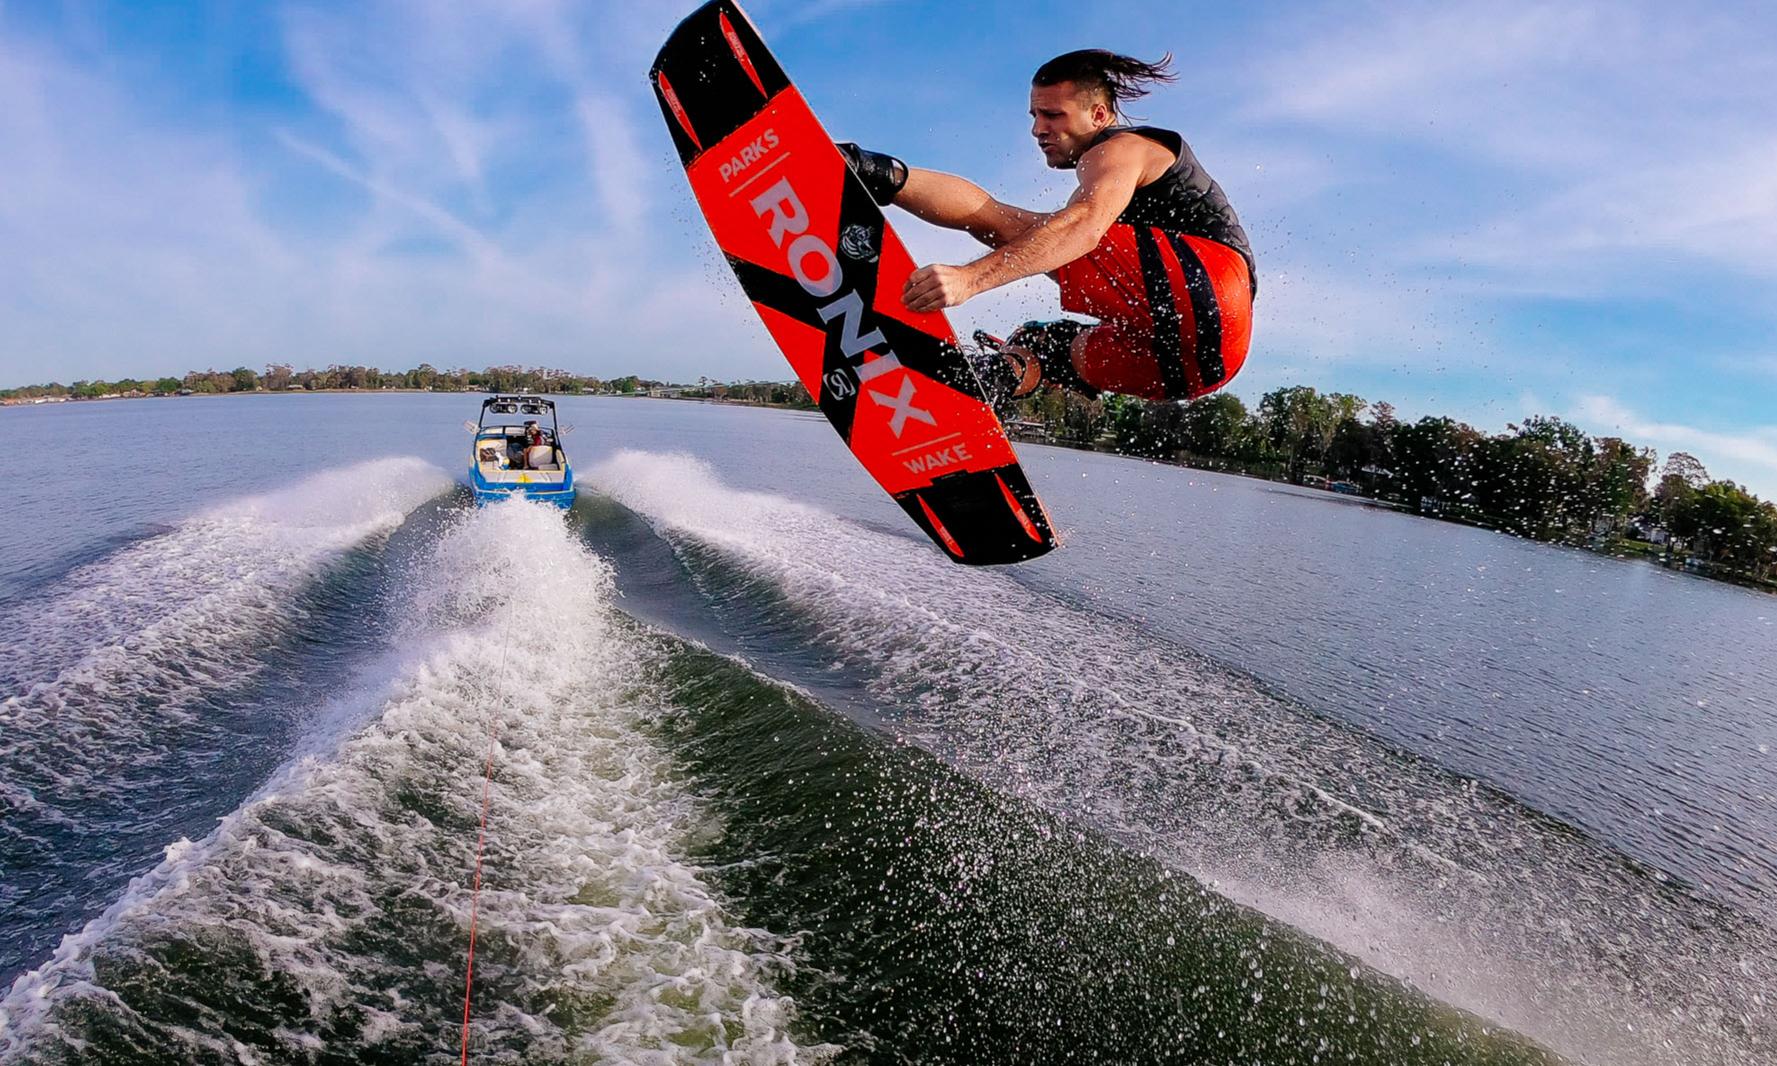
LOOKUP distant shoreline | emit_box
[650,393,1777,596]
[7,386,1770,595]
[1,387,633,406]
[1,387,820,414]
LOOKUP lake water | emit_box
[0,393,1771,1065]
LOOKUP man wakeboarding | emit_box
[838,49,1255,406]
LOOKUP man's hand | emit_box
[902,263,980,313]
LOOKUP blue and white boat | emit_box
[469,395,575,508]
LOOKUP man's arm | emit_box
[893,168,1046,249]
[902,136,1146,313]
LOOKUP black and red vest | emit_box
[1089,125,1256,294]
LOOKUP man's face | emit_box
[1028,82,1113,169]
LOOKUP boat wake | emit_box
[1,498,825,1063]
[0,458,455,978]
[0,456,449,694]
[585,449,1775,1066]
[6,449,1768,1065]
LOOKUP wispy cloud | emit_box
[0,0,791,384]
[268,0,788,377]
[1241,1,1777,291]
[273,129,498,263]
[0,27,300,372]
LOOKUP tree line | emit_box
[675,377,815,407]
[0,363,662,399]
[2,363,824,407]
[997,385,1776,585]
[6,364,1768,585]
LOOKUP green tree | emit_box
[1108,396,1183,458]
[1258,386,1341,482]
[1662,451,1709,489]
[1669,481,1776,577]
[182,369,230,394]
[1583,437,1654,537]
[1316,394,1368,469]
[1179,393,1249,459]
[1388,416,1484,514]
[1057,391,1109,444]
[1325,417,1380,481]
[1475,417,1596,540]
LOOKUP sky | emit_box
[2,0,1775,497]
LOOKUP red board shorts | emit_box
[1053,223,1253,401]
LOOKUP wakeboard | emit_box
[649,0,1057,565]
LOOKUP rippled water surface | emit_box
[0,394,1771,1065]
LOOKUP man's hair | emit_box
[1032,50,1176,112]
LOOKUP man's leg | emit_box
[894,168,1047,249]
[1002,320,1101,398]
[1066,322,1166,400]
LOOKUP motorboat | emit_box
[468,395,575,508]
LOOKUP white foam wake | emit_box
[585,449,1775,1066]
[0,457,453,820]
[1,499,830,1063]
[2,455,450,689]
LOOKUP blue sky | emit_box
[3,0,1776,496]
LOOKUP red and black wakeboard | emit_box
[649,0,1056,565]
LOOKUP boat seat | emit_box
[476,442,510,470]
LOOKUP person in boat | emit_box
[508,420,545,470]
[839,49,1255,405]
[520,420,557,471]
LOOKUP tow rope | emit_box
[459,622,515,1062]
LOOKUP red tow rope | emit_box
[459,709,503,1062]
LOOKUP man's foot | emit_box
[1005,319,1099,399]
[968,331,1042,406]
[835,143,908,205]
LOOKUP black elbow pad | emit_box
[835,142,908,206]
